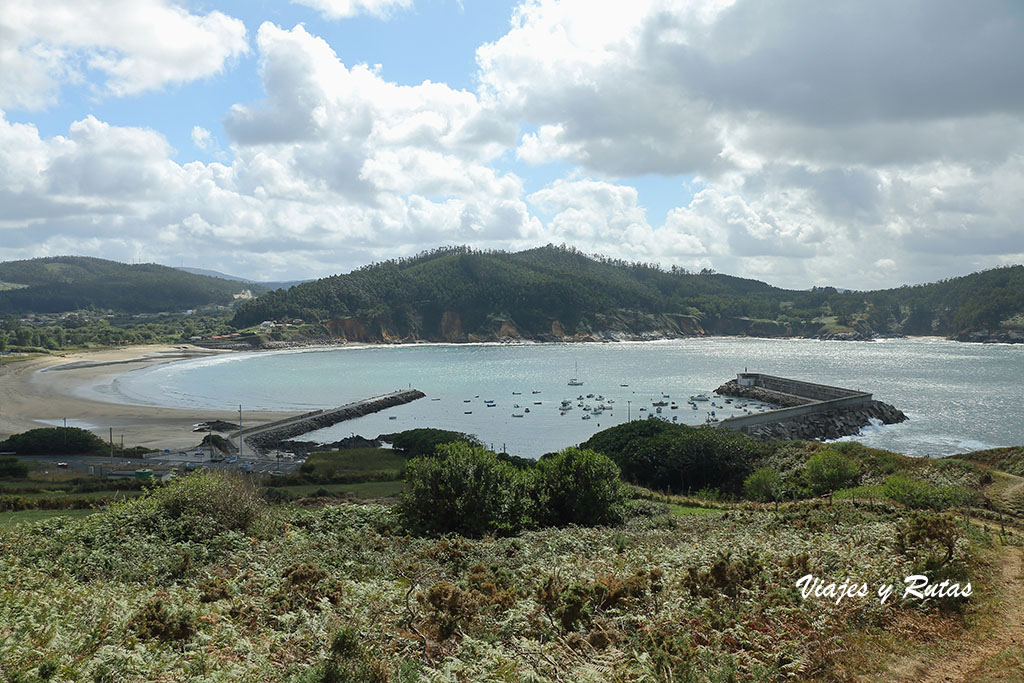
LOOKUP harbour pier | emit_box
[236,389,425,454]
[715,373,906,440]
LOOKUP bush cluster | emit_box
[399,443,626,536]
[0,427,106,455]
[582,421,771,495]
[120,470,267,541]
[379,428,481,457]
[0,456,29,479]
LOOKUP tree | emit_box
[805,450,859,495]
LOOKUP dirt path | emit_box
[896,545,1024,682]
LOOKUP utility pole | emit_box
[109,427,114,459]
[238,405,243,459]
[627,400,631,422]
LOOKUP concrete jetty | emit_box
[715,373,906,440]
[237,389,425,454]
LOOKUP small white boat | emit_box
[568,361,584,386]
[581,414,591,420]
[513,413,524,418]
[690,393,711,402]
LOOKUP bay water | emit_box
[93,337,1022,459]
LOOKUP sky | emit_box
[1,0,1023,290]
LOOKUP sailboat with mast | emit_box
[567,361,584,386]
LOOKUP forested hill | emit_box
[0,256,252,314]
[231,246,1024,343]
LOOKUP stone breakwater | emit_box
[242,390,425,453]
[715,376,907,441]
[732,400,907,441]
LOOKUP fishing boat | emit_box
[690,393,710,402]
[513,413,524,418]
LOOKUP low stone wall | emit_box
[714,380,814,407]
[244,390,425,453]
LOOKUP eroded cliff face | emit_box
[440,311,464,341]
[308,310,963,345]
[324,310,711,343]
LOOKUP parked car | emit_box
[226,456,238,464]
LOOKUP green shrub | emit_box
[744,467,782,503]
[129,597,196,642]
[124,470,266,540]
[804,450,859,494]
[535,447,627,527]
[398,442,532,537]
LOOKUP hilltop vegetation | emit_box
[0,468,1000,681]
[1,249,1021,347]
[0,256,257,315]
[3,428,1024,680]
[231,245,1024,343]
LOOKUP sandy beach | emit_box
[0,345,295,450]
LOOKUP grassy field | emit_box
[0,508,98,527]
[303,447,407,480]
[669,503,726,516]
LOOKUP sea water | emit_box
[89,337,1022,459]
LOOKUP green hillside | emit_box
[0,256,255,314]
[231,245,1024,342]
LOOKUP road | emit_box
[16,454,302,476]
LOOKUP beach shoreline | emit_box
[0,345,297,451]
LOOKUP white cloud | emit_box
[2,4,1023,289]
[292,0,414,19]
[0,0,248,110]
[191,126,212,150]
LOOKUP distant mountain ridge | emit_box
[230,245,1024,344]
[175,267,308,291]
[1,250,1020,344]
[0,256,253,314]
